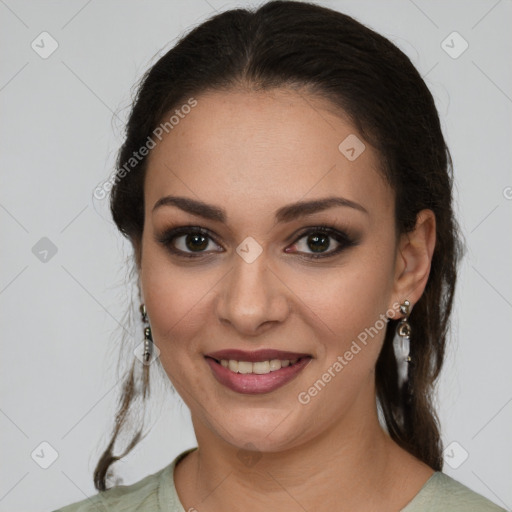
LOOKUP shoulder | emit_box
[50,447,197,512]
[50,455,183,512]
[403,471,508,512]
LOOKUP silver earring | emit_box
[393,299,412,389]
[140,304,153,364]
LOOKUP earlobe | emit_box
[392,209,436,307]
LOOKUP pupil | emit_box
[186,233,208,251]
[308,233,329,253]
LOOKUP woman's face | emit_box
[139,88,408,452]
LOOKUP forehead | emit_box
[144,88,392,222]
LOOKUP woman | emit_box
[53,1,506,510]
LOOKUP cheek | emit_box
[291,257,395,417]
[142,267,214,396]
[295,249,394,334]
[142,261,214,351]
[140,241,193,342]
[291,251,396,390]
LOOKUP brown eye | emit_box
[157,224,358,260]
[286,226,357,259]
[156,226,223,258]
[305,232,331,253]
[183,233,209,252]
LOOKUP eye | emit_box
[156,224,358,260]
[156,226,223,259]
[285,225,357,259]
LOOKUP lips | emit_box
[205,355,312,394]
[204,349,311,363]
[203,348,313,394]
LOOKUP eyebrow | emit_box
[152,195,368,223]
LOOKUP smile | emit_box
[217,358,299,374]
[204,355,312,394]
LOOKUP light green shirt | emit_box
[53,447,507,511]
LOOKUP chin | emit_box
[212,411,307,453]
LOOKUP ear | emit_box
[391,209,436,311]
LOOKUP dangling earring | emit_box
[140,304,153,364]
[393,299,412,389]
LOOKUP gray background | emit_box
[1,1,511,511]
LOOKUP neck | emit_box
[173,388,425,512]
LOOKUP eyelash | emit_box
[156,224,357,260]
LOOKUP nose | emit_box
[216,251,290,336]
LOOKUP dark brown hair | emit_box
[94,0,463,491]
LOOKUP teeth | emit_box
[238,361,253,374]
[217,358,301,374]
[269,359,281,371]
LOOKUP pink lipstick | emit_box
[204,349,312,394]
